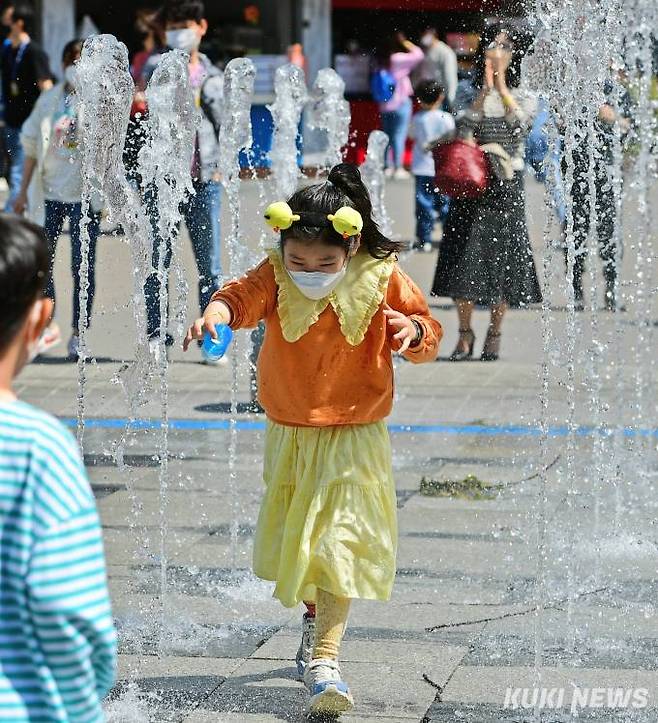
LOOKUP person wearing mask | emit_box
[376,32,423,179]
[141,0,224,360]
[414,28,458,111]
[125,10,166,185]
[0,2,52,211]
[431,23,541,361]
[14,39,101,360]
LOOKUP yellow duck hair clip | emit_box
[264,202,363,239]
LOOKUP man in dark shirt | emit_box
[1,2,51,210]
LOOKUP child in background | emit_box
[410,80,455,252]
[184,163,442,717]
[15,39,101,360]
[0,215,116,721]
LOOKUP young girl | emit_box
[183,162,441,716]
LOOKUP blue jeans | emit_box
[414,175,449,245]
[3,125,24,211]
[43,200,101,331]
[145,179,222,339]
[380,97,412,168]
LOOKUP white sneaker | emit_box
[303,658,354,715]
[384,167,394,178]
[32,323,61,359]
[295,613,315,678]
[148,337,166,364]
[393,167,411,180]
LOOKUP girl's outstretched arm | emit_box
[211,259,278,329]
[385,265,443,363]
[183,259,277,350]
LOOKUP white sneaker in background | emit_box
[393,167,411,180]
[148,337,165,364]
[384,167,394,178]
[35,323,61,356]
[303,658,354,715]
[295,613,316,678]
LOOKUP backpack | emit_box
[433,140,489,199]
[525,99,551,181]
[370,68,396,103]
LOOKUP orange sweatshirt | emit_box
[212,251,442,427]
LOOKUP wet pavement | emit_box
[14,175,658,722]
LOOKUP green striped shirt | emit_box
[0,400,116,722]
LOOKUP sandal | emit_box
[480,330,501,361]
[449,328,475,362]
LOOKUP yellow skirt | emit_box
[252,420,398,608]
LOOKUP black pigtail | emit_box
[327,163,402,259]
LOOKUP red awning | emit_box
[333,0,500,10]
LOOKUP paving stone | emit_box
[462,631,658,670]
[438,665,658,713]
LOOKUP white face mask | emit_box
[420,33,435,48]
[64,65,77,87]
[166,28,200,54]
[287,264,348,301]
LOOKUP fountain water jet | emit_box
[525,1,657,715]
[217,57,256,572]
[360,130,393,238]
[137,48,197,641]
[307,68,351,171]
[75,36,138,442]
[268,64,308,198]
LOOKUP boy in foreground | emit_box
[0,214,116,721]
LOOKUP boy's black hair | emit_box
[62,38,82,64]
[162,0,205,24]
[280,162,403,259]
[416,79,445,106]
[0,214,49,353]
[10,2,34,35]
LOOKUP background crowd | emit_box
[0,0,647,364]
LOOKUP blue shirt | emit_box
[0,400,116,722]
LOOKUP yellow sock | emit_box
[312,588,351,661]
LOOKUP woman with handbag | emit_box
[431,24,541,361]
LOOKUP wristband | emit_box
[410,319,423,348]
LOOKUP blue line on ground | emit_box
[58,417,658,437]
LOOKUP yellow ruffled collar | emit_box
[266,247,396,346]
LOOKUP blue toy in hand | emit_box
[201,323,233,361]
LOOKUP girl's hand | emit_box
[183,300,231,351]
[384,306,421,354]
